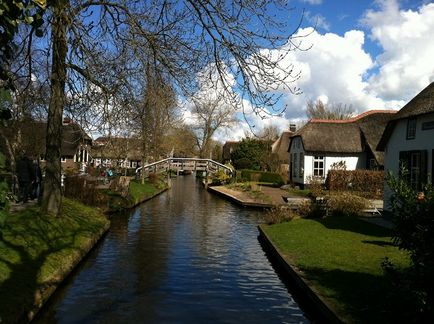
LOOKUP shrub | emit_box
[264,207,296,225]
[306,175,325,198]
[240,169,284,186]
[325,192,369,217]
[211,170,231,185]
[385,172,434,319]
[326,169,384,198]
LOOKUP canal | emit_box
[35,176,309,323]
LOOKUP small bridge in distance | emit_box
[136,157,233,177]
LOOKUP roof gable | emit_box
[377,82,434,151]
[293,110,396,162]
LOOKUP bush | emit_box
[325,192,369,217]
[211,170,231,185]
[385,172,434,319]
[306,175,326,198]
[326,169,384,198]
[240,169,284,186]
[264,207,296,225]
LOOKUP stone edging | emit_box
[258,224,343,324]
[207,186,274,208]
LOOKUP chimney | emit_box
[289,124,296,132]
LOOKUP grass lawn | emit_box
[262,217,410,323]
[0,198,110,323]
[129,179,166,204]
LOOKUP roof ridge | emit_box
[310,109,397,124]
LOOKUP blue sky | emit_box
[209,0,434,141]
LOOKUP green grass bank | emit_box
[0,198,110,323]
[261,217,410,323]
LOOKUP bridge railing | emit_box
[136,157,233,176]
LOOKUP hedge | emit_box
[239,169,284,185]
[325,169,384,198]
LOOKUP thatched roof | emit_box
[291,110,397,165]
[377,82,434,151]
[93,136,143,160]
[222,141,239,160]
[272,131,293,163]
[0,120,91,158]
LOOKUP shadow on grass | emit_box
[362,240,396,247]
[313,216,393,238]
[303,266,414,323]
[0,204,103,323]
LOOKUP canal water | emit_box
[35,176,309,323]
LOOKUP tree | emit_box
[190,94,236,158]
[306,99,354,120]
[8,1,304,215]
[230,138,272,171]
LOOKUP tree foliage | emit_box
[230,138,272,171]
[306,99,354,120]
[4,1,305,215]
[385,171,434,320]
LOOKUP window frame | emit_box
[313,155,325,177]
[406,118,417,140]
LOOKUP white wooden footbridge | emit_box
[136,157,233,177]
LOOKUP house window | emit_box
[369,158,377,170]
[399,150,427,190]
[407,118,417,140]
[40,155,45,162]
[299,152,304,177]
[313,156,324,177]
[61,157,66,163]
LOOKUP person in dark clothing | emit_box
[31,159,42,200]
[16,155,36,203]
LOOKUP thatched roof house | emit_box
[292,110,396,165]
[1,119,91,158]
[92,136,143,167]
[271,131,293,164]
[375,82,434,211]
[288,110,397,186]
[222,141,239,163]
[378,82,434,151]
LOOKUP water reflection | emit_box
[35,176,308,323]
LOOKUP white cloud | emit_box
[362,0,434,99]
[305,12,330,31]
[191,0,434,143]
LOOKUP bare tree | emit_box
[190,94,236,158]
[8,1,305,215]
[306,99,354,120]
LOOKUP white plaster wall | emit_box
[383,113,434,211]
[302,154,363,184]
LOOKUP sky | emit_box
[205,0,434,142]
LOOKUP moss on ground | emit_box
[0,198,109,323]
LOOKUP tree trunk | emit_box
[42,1,69,216]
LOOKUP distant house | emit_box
[0,118,92,172]
[377,82,434,211]
[271,130,294,174]
[288,110,397,187]
[222,141,239,164]
[91,136,142,169]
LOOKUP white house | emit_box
[288,110,396,187]
[377,82,434,212]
